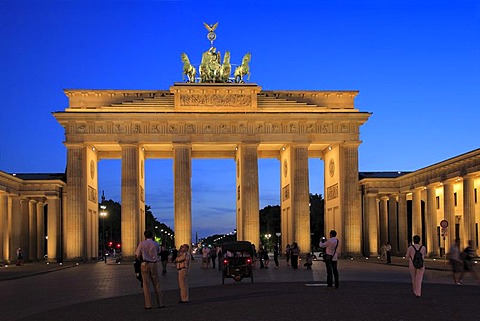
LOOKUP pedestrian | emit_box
[217,247,223,271]
[175,244,192,303]
[319,230,340,288]
[16,247,23,266]
[285,244,291,266]
[290,242,300,269]
[159,245,170,274]
[263,246,270,268]
[202,246,210,268]
[447,238,463,284]
[171,246,178,263]
[258,245,265,268]
[380,243,386,261]
[210,245,217,269]
[405,235,426,298]
[273,244,279,269]
[304,253,313,270]
[459,240,480,284]
[135,230,164,309]
[386,242,392,264]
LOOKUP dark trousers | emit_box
[291,255,298,269]
[386,251,391,264]
[274,254,279,267]
[211,256,216,269]
[325,260,339,288]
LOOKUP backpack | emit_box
[412,245,424,269]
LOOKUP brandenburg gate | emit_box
[53,24,370,260]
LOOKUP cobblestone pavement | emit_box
[1,256,479,321]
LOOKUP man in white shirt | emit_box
[319,230,340,289]
[135,230,164,309]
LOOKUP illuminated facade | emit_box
[49,83,369,260]
[360,149,480,257]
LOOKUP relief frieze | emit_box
[180,94,251,107]
[88,185,97,203]
[327,183,338,201]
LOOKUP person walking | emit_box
[459,240,480,284]
[210,245,217,269]
[290,243,300,269]
[406,235,426,297]
[16,247,23,266]
[447,238,463,284]
[386,242,392,264]
[159,245,170,275]
[175,244,192,303]
[273,244,279,269]
[285,244,291,266]
[319,230,340,288]
[135,230,164,309]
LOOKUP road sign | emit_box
[440,220,448,228]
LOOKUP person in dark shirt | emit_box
[159,245,170,275]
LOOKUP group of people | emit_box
[201,245,220,269]
[135,230,191,309]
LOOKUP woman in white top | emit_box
[405,235,427,297]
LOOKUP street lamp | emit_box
[100,205,107,263]
[265,233,272,250]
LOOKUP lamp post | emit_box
[100,205,107,263]
[265,233,272,251]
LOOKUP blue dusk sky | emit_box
[1,1,479,238]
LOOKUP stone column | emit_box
[397,193,408,254]
[121,144,142,258]
[379,196,388,245]
[28,200,37,261]
[65,145,87,260]
[46,195,61,262]
[462,175,476,244]
[291,145,310,254]
[173,144,192,248]
[412,189,423,238]
[364,192,379,256]
[426,184,438,256]
[0,192,8,262]
[237,144,260,248]
[388,195,398,254]
[443,181,455,243]
[339,144,362,255]
[10,197,22,263]
[36,201,45,260]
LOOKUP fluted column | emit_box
[462,175,476,244]
[426,184,438,256]
[397,193,408,254]
[237,144,259,248]
[339,144,362,254]
[412,189,423,238]
[364,192,379,256]
[379,196,388,245]
[443,182,455,242]
[28,200,37,261]
[46,195,61,262]
[388,195,398,254]
[36,201,45,260]
[292,145,310,254]
[121,144,142,258]
[10,197,22,263]
[173,144,192,248]
[0,192,8,262]
[65,145,87,259]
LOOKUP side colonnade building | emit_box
[360,148,480,257]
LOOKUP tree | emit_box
[309,193,325,250]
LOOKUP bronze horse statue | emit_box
[234,52,251,83]
[181,52,196,83]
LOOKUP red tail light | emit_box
[246,258,252,264]
[223,259,228,265]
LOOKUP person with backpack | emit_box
[406,235,426,297]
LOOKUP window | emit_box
[454,192,458,206]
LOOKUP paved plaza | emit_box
[1,256,479,321]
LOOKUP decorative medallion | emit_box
[90,160,95,179]
[283,159,288,177]
[329,159,335,177]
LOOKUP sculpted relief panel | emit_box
[70,120,356,137]
[180,94,251,107]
